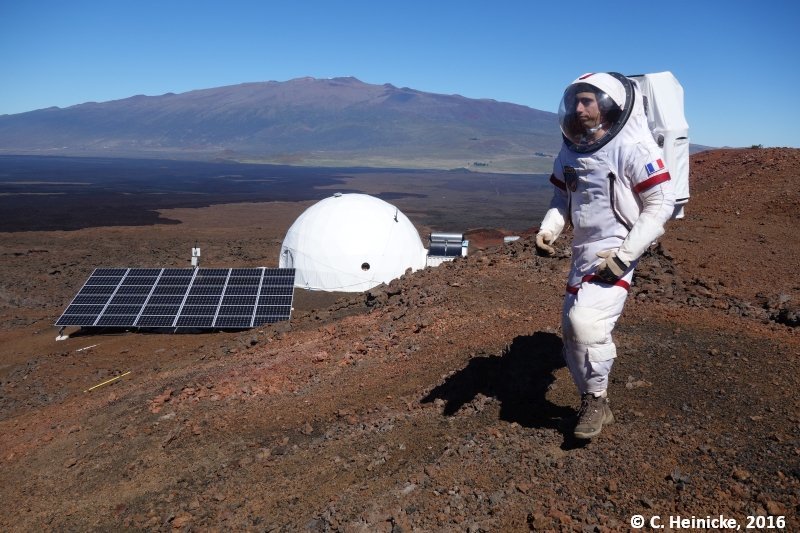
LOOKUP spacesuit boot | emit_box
[562,340,616,439]
[574,392,614,439]
[561,277,627,439]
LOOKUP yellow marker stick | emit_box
[84,371,131,393]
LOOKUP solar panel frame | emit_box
[55,267,295,330]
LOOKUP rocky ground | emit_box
[0,148,798,531]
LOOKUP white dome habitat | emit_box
[279,193,427,292]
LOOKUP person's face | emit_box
[574,91,602,130]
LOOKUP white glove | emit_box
[595,249,630,283]
[535,231,556,256]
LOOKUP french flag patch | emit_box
[645,159,665,176]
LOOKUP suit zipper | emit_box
[607,172,632,231]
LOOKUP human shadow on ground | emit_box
[421,331,576,433]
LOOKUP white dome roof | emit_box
[279,193,427,292]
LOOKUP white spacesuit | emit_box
[536,72,675,439]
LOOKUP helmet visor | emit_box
[558,85,621,149]
[557,73,632,153]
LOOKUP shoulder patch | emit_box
[645,158,665,176]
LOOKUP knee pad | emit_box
[566,305,609,345]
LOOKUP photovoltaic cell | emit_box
[72,295,111,305]
[129,268,161,275]
[123,276,157,285]
[147,295,183,305]
[162,268,193,276]
[98,315,138,326]
[213,316,250,328]
[225,285,259,295]
[189,286,224,295]
[153,286,189,295]
[55,267,295,329]
[110,295,148,305]
[86,276,122,286]
[258,295,292,306]
[58,315,96,326]
[137,315,176,327]
[185,296,221,306]
[232,268,262,276]
[176,316,214,327]
[65,304,105,315]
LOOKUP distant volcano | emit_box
[0,77,562,172]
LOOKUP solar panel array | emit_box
[55,267,295,329]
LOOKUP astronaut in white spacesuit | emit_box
[535,72,675,439]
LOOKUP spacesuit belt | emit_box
[566,275,631,295]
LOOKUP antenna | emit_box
[394,208,398,222]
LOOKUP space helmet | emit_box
[558,72,634,153]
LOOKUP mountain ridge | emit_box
[0,77,561,173]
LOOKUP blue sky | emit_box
[1,0,798,148]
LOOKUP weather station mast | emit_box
[191,245,201,268]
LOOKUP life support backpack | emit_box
[628,72,690,219]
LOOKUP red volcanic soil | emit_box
[0,149,798,531]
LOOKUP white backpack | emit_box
[629,72,690,219]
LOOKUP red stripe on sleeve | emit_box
[550,174,566,191]
[633,171,671,194]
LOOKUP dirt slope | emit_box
[0,148,798,531]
